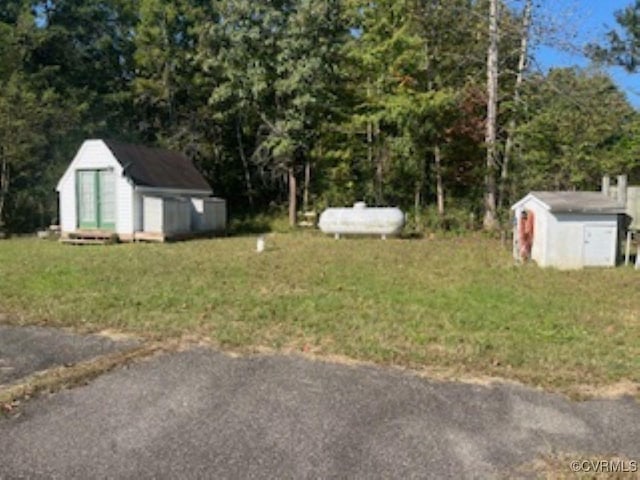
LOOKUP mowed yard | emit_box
[1,234,639,393]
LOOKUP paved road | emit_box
[1,348,639,479]
[0,325,139,386]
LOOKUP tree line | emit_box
[1,0,639,233]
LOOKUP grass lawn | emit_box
[0,233,639,393]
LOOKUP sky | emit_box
[532,0,639,107]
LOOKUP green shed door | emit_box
[77,170,98,228]
[76,170,116,230]
[98,170,116,230]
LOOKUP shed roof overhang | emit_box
[512,191,626,215]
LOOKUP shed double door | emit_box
[77,170,115,230]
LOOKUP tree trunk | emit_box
[303,159,311,212]
[288,165,297,227]
[499,0,532,210]
[235,117,254,208]
[434,144,444,216]
[484,0,499,231]
[0,155,8,230]
[414,155,426,230]
[367,118,373,172]
[162,13,174,129]
[375,121,383,205]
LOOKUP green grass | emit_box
[1,233,639,391]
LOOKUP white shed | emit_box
[56,139,226,242]
[511,192,626,269]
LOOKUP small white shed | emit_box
[511,192,626,269]
[56,139,226,241]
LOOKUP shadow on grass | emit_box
[228,217,272,235]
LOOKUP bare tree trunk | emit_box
[484,0,499,231]
[235,118,254,208]
[434,144,444,216]
[375,121,383,205]
[414,155,426,230]
[367,119,373,171]
[288,165,297,227]
[499,0,532,210]
[303,159,311,212]
[0,154,8,230]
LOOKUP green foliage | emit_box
[588,0,640,72]
[513,68,636,193]
[0,71,82,231]
[0,0,638,232]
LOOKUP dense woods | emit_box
[0,0,639,233]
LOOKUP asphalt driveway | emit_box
[0,324,139,386]
[1,347,639,479]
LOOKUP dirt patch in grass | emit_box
[568,380,640,401]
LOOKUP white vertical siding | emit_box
[163,197,191,234]
[206,198,227,232]
[58,176,76,232]
[57,140,128,234]
[143,196,190,235]
[190,198,204,231]
[133,190,144,232]
[550,214,617,269]
[190,197,227,232]
[115,176,133,235]
[143,196,163,233]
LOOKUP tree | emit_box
[483,0,499,230]
[202,0,348,225]
[513,68,635,192]
[134,0,217,142]
[0,4,82,232]
[587,0,640,72]
[28,0,137,134]
[0,72,80,232]
[499,0,532,210]
[342,0,487,224]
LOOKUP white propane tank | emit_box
[318,202,405,239]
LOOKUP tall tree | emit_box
[483,0,499,230]
[203,0,347,225]
[499,0,532,210]
[0,4,82,232]
[513,68,635,192]
[134,0,216,143]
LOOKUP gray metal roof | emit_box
[528,191,626,214]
